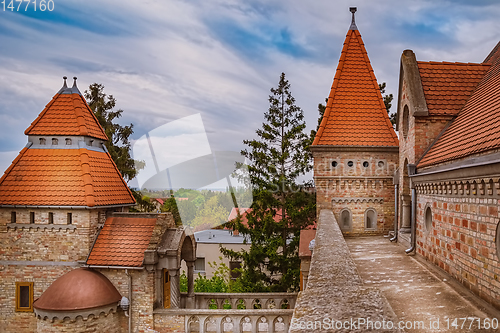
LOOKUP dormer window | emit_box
[65,138,72,145]
[39,138,46,145]
[52,138,58,145]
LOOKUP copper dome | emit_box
[33,268,121,311]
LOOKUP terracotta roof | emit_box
[418,53,500,167]
[25,81,108,140]
[416,61,490,116]
[33,268,121,311]
[86,216,158,267]
[313,28,398,147]
[0,148,135,207]
[299,229,316,259]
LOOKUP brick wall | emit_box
[154,314,185,332]
[0,207,105,333]
[98,269,157,332]
[415,191,500,309]
[36,310,122,333]
[313,150,398,235]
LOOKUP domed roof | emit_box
[33,268,121,311]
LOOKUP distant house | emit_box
[183,229,250,279]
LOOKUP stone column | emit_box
[400,194,411,232]
[169,269,180,308]
[186,260,195,308]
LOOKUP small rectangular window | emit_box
[194,258,205,272]
[67,213,72,225]
[30,212,35,224]
[48,212,54,224]
[15,282,33,312]
[11,211,16,223]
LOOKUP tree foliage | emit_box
[379,82,396,125]
[84,83,141,182]
[222,73,316,292]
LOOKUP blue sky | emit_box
[1,0,499,184]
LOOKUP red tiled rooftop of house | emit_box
[86,216,158,267]
[418,52,500,168]
[0,148,135,207]
[25,82,107,140]
[313,28,398,147]
[416,61,490,116]
[299,229,316,259]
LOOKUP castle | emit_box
[1,7,499,333]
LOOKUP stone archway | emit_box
[156,227,197,309]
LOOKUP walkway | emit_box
[346,236,500,333]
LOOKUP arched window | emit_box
[425,205,432,232]
[402,105,409,138]
[340,209,352,231]
[496,222,500,259]
[365,209,377,230]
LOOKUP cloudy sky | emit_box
[1,0,499,185]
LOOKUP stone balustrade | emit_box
[191,293,297,310]
[154,308,294,333]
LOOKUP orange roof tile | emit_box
[25,83,107,140]
[0,148,135,207]
[86,217,158,267]
[313,28,398,147]
[416,61,490,116]
[418,51,500,167]
[299,229,316,259]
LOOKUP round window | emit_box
[347,161,354,167]
[378,161,385,168]
[425,206,432,232]
[332,161,338,168]
[363,161,369,168]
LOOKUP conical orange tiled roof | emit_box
[0,78,135,208]
[25,78,108,140]
[313,21,398,147]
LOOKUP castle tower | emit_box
[311,8,399,235]
[0,77,135,331]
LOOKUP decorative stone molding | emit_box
[6,223,76,231]
[414,177,499,198]
[332,197,384,204]
[34,303,118,322]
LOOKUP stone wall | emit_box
[414,182,500,310]
[98,268,157,332]
[313,149,398,235]
[154,314,185,332]
[290,209,400,332]
[36,310,122,333]
[0,207,105,333]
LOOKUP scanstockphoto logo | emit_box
[132,114,253,229]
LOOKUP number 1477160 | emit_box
[2,0,54,11]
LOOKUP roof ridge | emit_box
[102,147,136,203]
[417,60,488,66]
[313,29,353,146]
[0,146,29,185]
[24,94,60,135]
[79,148,95,207]
[75,93,108,140]
[313,27,398,147]
[354,30,399,145]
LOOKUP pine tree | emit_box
[379,82,396,125]
[222,73,316,292]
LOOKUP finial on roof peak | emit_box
[349,7,358,30]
